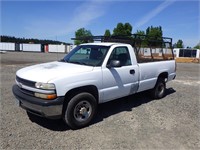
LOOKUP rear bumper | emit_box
[12,84,64,119]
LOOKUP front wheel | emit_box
[150,78,166,99]
[63,92,97,129]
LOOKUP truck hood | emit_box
[16,61,94,83]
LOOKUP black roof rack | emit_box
[71,34,172,48]
[72,34,174,62]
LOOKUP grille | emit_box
[19,88,35,97]
[16,76,36,88]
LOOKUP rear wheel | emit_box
[150,78,166,99]
[63,92,97,129]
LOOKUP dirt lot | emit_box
[1,52,200,149]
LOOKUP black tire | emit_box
[150,78,166,99]
[63,92,97,129]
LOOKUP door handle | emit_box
[130,69,135,74]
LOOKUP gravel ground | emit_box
[0,52,200,149]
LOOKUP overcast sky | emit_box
[1,0,199,47]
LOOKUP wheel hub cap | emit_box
[79,107,87,115]
[74,101,92,122]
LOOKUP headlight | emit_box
[35,82,55,90]
[34,93,57,100]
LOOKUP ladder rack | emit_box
[71,34,174,62]
[71,34,172,48]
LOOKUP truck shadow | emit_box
[27,88,176,131]
[27,112,70,131]
[93,88,176,124]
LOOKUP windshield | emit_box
[61,45,110,66]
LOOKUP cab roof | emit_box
[80,42,129,47]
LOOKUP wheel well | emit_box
[158,72,168,81]
[62,85,99,112]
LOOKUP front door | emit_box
[102,46,139,102]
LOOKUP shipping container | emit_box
[15,43,21,51]
[173,48,179,57]
[174,48,200,58]
[48,44,66,53]
[44,45,49,53]
[0,42,15,51]
[197,49,200,58]
[20,43,41,52]
[41,44,45,52]
[143,48,151,56]
[66,45,71,53]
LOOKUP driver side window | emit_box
[108,47,131,66]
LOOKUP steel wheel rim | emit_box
[73,101,92,122]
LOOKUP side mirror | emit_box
[107,60,121,68]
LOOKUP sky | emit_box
[1,0,200,47]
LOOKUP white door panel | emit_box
[102,65,139,102]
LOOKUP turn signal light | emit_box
[34,93,57,100]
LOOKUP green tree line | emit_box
[0,35,68,45]
[74,22,199,49]
[75,24,164,47]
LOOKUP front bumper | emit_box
[12,84,64,119]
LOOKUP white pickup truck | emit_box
[13,36,176,129]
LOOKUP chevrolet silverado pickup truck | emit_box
[13,35,176,129]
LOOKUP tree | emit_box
[145,26,163,47]
[0,35,65,44]
[172,43,177,48]
[135,30,145,35]
[134,30,147,47]
[74,28,93,45]
[113,22,132,36]
[176,39,184,48]
[146,26,163,38]
[124,23,132,35]
[104,29,111,36]
[194,42,200,49]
